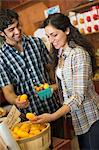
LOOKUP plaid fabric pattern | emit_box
[0,35,61,115]
[60,46,99,135]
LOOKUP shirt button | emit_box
[29,69,31,72]
[16,51,18,53]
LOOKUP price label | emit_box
[4,105,20,129]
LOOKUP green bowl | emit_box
[37,87,53,101]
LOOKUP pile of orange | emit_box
[11,122,47,140]
[20,94,28,102]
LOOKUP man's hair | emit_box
[0,9,19,32]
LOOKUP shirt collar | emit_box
[1,34,28,51]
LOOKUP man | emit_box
[0,9,64,138]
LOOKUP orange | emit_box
[20,123,30,132]
[39,84,44,89]
[11,131,19,139]
[17,130,29,138]
[30,124,40,131]
[28,134,35,137]
[20,94,28,101]
[43,83,49,89]
[34,86,37,90]
[26,113,36,120]
[13,126,20,134]
[35,86,40,92]
[29,129,40,135]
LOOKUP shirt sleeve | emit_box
[0,60,11,88]
[63,48,91,112]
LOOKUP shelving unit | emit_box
[68,0,99,12]
[68,0,99,86]
[68,0,99,34]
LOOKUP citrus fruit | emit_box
[26,113,36,120]
[20,94,28,101]
[43,83,49,89]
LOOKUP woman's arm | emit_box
[32,104,70,123]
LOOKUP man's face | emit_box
[2,19,22,45]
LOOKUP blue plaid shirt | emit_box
[0,35,61,115]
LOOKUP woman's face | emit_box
[45,24,68,49]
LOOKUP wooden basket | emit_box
[16,122,51,150]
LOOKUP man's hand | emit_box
[15,96,29,109]
[50,84,58,91]
[2,85,29,108]
[45,63,56,84]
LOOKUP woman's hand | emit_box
[32,105,70,124]
[31,113,55,124]
[15,96,29,109]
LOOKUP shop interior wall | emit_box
[1,0,82,35]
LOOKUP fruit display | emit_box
[20,94,28,102]
[11,121,47,140]
[34,83,53,101]
[69,4,99,34]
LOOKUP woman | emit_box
[32,13,99,150]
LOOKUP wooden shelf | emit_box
[66,0,99,36]
[12,0,45,10]
[83,30,99,36]
[68,0,99,12]
[83,31,99,35]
